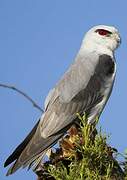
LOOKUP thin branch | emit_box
[0,83,44,113]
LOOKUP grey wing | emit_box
[9,54,100,162]
[39,54,115,137]
[56,53,99,103]
[38,53,100,137]
[10,96,84,173]
[44,88,55,110]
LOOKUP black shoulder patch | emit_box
[96,54,115,76]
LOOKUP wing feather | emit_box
[56,53,99,103]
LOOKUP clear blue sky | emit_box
[0,0,127,179]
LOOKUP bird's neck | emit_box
[80,41,114,58]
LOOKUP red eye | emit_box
[95,29,112,36]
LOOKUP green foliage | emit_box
[36,115,126,180]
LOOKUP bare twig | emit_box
[0,83,44,113]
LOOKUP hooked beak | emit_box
[114,33,121,47]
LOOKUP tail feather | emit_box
[5,132,64,176]
[23,151,46,170]
[27,151,47,170]
[4,119,40,168]
[6,158,23,176]
[4,117,71,175]
[6,151,47,176]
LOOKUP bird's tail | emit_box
[6,150,47,176]
[4,118,64,176]
[4,119,40,175]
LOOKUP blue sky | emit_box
[0,0,127,179]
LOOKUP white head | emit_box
[80,25,121,57]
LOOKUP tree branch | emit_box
[0,83,44,113]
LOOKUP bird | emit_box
[4,25,121,176]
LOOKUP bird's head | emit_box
[81,25,121,56]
